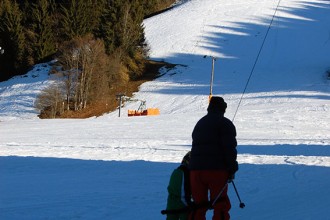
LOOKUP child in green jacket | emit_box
[165,151,192,220]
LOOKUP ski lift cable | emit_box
[232,0,282,122]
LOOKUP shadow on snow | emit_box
[150,0,330,96]
[0,152,330,219]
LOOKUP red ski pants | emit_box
[190,170,231,220]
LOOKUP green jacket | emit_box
[166,165,191,210]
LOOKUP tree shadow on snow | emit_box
[149,1,330,96]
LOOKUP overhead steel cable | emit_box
[232,0,282,122]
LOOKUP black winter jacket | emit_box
[189,112,238,175]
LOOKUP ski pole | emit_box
[212,182,228,206]
[231,180,245,208]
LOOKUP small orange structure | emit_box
[127,99,159,117]
[117,94,159,117]
[128,108,160,117]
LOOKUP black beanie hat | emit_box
[207,96,227,113]
[181,151,191,167]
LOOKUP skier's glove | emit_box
[228,174,235,183]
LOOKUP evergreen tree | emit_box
[60,0,98,40]
[120,1,144,56]
[97,0,146,58]
[96,0,120,55]
[0,0,26,79]
[25,0,57,63]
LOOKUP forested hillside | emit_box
[0,0,175,118]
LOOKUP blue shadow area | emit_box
[0,156,175,220]
[231,163,330,219]
[0,156,329,219]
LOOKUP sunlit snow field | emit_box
[1,0,330,219]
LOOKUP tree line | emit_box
[0,0,175,118]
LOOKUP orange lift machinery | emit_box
[116,94,160,117]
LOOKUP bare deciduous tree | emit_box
[37,34,120,117]
[35,82,63,118]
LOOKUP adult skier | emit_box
[189,96,238,220]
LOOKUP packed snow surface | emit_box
[1,0,330,219]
